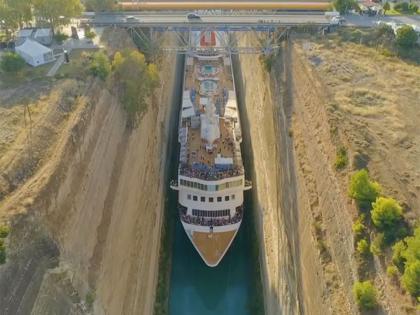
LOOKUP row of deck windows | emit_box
[192,209,230,218]
[180,179,243,191]
[187,194,235,202]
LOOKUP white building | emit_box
[15,39,55,67]
[34,28,53,46]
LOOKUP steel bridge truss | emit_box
[127,24,295,55]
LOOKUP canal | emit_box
[165,53,264,315]
[169,195,256,315]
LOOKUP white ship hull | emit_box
[172,30,251,267]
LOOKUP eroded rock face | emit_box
[0,31,179,315]
[236,37,357,315]
[0,214,68,315]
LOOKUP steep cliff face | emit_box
[235,39,303,315]
[236,37,357,315]
[286,43,356,315]
[0,32,178,314]
[42,49,178,314]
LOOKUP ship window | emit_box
[193,195,198,201]
[187,194,191,200]
[225,196,230,201]
[217,197,222,202]
[231,194,235,200]
[209,197,214,203]
[200,196,205,202]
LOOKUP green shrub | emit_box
[259,54,274,72]
[392,240,407,271]
[349,169,381,209]
[0,243,5,264]
[353,280,378,310]
[402,261,420,297]
[85,30,96,39]
[85,291,95,308]
[383,1,390,13]
[0,52,25,73]
[357,239,370,256]
[334,0,358,14]
[371,197,403,240]
[409,3,419,13]
[54,32,69,44]
[402,227,420,266]
[396,25,418,48]
[0,225,9,238]
[352,215,367,239]
[394,2,409,11]
[370,233,385,256]
[335,146,348,170]
[90,51,111,80]
[387,265,399,279]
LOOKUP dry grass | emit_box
[297,35,420,312]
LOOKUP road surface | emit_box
[91,12,420,28]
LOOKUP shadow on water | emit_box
[167,54,264,315]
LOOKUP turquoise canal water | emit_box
[169,206,254,315]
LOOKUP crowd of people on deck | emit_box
[179,206,244,227]
[180,164,243,181]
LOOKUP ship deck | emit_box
[192,230,237,266]
[181,54,240,170]
[187,119,235,167]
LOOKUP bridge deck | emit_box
[119,1,331,10]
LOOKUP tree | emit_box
[89,51,111,80]
[357,239,370,256]
[85,0,114,11]
[0,225,9,238]
[353,281,378,310]
[0,0,32,35]
[0,52,25,73]
[33,0,83,33]
[334,0,357,14]
[392,240,407,271]
[401,261,420,297]
[113,50,160,128]
[371,197,403,233]
[396,25,418,48]
[402,227,420,265]
[349,169,381,209]
[383,1,390,14]
[352,215,366,239]
[370,233,385,256]
[85,30,96,39]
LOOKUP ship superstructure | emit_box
[171,31,251,267]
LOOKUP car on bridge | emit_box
[126,16,140,22]
[187,13,201,22]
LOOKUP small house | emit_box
[34,28,53,46]
[15,39,55,67]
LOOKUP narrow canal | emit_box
[166,53,264,315]
[169,195,256,315]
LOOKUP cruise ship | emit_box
[170,31,251,267]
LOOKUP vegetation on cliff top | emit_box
[0,225,10,264]
[353,280,378,310]
[349,169,418,307]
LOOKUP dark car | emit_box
[187,13,201,21]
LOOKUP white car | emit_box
[330,16,346,25]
